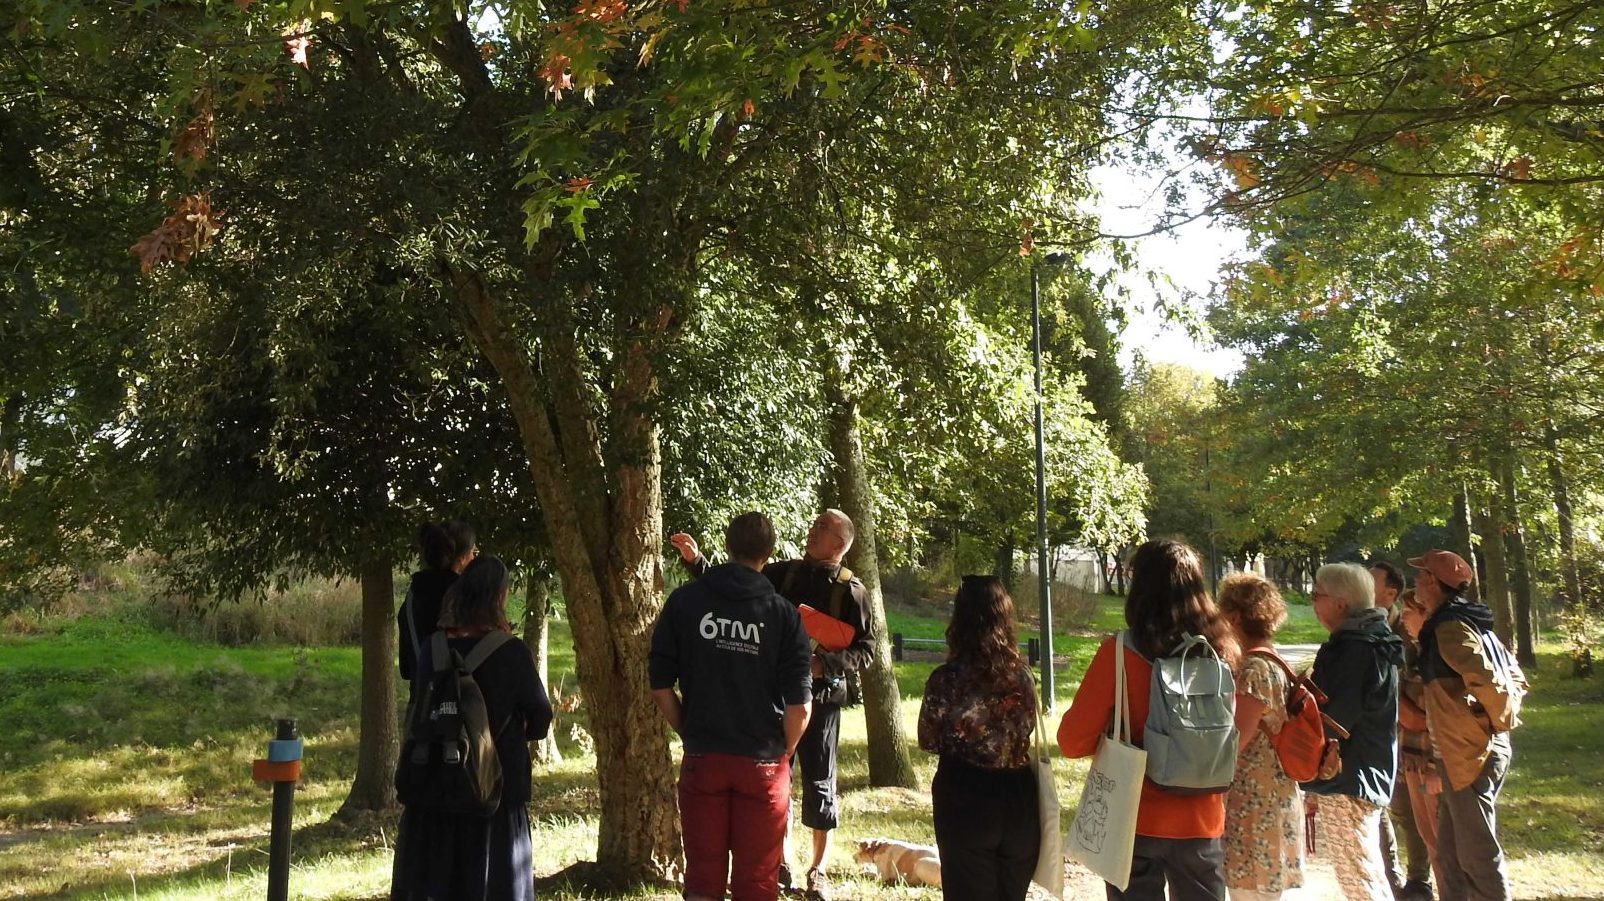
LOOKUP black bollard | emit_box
[266,718,299,901]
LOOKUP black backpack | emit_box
[395,630,513,815]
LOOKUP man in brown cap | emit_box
[1402,549,1527,901]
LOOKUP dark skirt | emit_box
[392,802,533,901]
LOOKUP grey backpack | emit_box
[1140,632,1238,795]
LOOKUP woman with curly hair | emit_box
[1058,538,1238,901]
[918,574,1042,901]
[1217,573,1304,900]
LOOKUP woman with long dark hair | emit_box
[1057,539,1238,901]
[392,555,552,901]
[918,575,1041,901]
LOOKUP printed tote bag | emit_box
[1030,673,1064,898]
[1065,631,1147,891]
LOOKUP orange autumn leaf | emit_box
[565,176,594,193]
[129,194,224,274]
[540,54,574,100]
[572,0,628,24]
[172,108,215,163]
[741,98,755,119]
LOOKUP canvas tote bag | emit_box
[1065,630,1147,891]
[1030,672,1065,898]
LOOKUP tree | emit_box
[1208,170,1604,665]
[1197,0,1604,217]
[9,0,1198,877]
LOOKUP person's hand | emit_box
[668,533,700,564]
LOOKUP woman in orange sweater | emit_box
[1058,539,1238,901]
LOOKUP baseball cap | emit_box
[1407,549,1474,591]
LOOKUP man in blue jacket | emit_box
[652,512,813,901]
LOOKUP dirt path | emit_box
[1055,855,1343,898]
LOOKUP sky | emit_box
[1086,162,1249,380]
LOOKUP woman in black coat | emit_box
[397,521,477,685]
[392,556,553,901]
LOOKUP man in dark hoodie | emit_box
[652,512,814,901]
[1304,561,1404,900]
[1404,550,1526,901]
[670,509,874,900]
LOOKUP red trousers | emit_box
[678,752,790,901]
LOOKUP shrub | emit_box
[148,576,364,647]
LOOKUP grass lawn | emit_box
[1,590,1600,899]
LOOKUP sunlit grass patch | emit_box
[2,590,1602,899]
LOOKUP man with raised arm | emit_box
[651,512,813,901]
[669,509,875,901]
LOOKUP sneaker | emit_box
[805,867,832,901]
[1397,879,1434,901]
[777,862,795,894]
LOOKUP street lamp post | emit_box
[1032,252,1068,712]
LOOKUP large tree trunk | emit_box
[994,542,1016,590]
[1473,496,1515,647]
[341,557,398,813]
[1498,463,1538,668]
[450,267,680,882]
[0,394,19,482]
[826,383,918,789]
[522,568,562,766]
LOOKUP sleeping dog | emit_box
[853,838,942,888]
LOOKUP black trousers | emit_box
[1106,835,1227,901]
[932,756,1040,901]
[794,702,841,830]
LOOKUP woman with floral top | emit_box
[918,575,1041,901]
[1217,573,1304,901]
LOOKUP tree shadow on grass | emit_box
[29,805,390,900]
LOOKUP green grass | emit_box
[1,590,1600,899]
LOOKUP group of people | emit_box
[1048,540,1522,901]
[383,514,1524,901]
[651,508,876,901]
[391,522,555,901]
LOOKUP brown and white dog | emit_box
[853,838,942,888]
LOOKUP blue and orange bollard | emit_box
[252,718,302,901]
